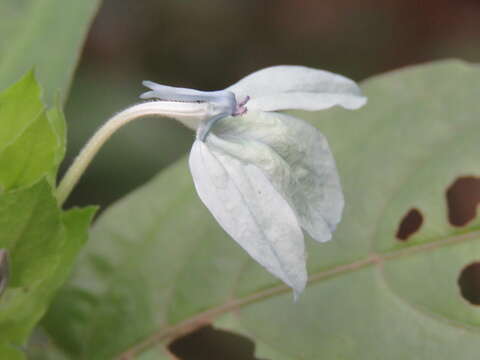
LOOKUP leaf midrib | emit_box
[116,227,480,359]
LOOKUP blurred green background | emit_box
[64,0,480,209]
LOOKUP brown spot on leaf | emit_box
[168,325,266,360]
[446,176,480,227]
[458,262,480,305]
[396,208,423,241]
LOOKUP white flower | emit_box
[141,66,366,297]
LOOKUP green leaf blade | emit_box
[0,71,43,150]
[0,0,100,354]
[0,0,101,104]
[0,180,95,352]
[0,111,58,190]
[0,73,66,191]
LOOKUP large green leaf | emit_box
[0,74,96,358]
[43,60,480,359]
[0,0,101,104]
[0,1,100,356]
[0,180,95,358]
[0,72,64,191]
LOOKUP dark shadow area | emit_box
[396,208,423,241]
[458,262,480,305]
[446,176,480,227]
[168,325,267,360]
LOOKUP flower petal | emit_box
[189,140,307,296]
[227,65,366,112]
[211,111,344,242]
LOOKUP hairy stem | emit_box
[56,101,208,206]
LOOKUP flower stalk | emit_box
[56,101,212,206]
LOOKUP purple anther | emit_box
[233,95,250,116]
